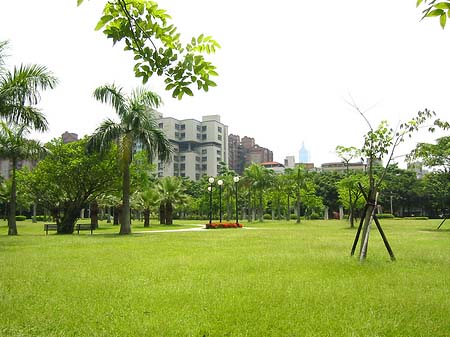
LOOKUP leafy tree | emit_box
[312,170,341,219]
[0,122,45,235]
[409,136,450,171]
[18,138,119,234]
[132,187,159,227]
[87,84,172,234]
[78,0,220,99]
[336,145,362,227]
[337,173,368,225]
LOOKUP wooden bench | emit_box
[44,224,58,235]
[75,223,95,235]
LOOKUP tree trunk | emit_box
[143,209,150,227]
[120,162,132,235]
[90,200,99,229]
[58,206,80,234]
[258,193,263,222]
[113,205,121,225]
[296,196,301,224]
[286,194,290,221]
[8,163,18,235]
[159,202,165,224]
[165,202,173,225]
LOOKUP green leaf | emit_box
[77,0,84,6]
[440,12,447,28]
[416,0,423,7]
[426,9,445,17]
[434,2,450,10]
[182,87,194,96]
[95,15,114,31]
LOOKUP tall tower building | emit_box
[299,142,310,163]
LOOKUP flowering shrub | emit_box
[205,222,243,229]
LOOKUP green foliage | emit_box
[79,0,219,99]
[408,136,450,170]
[263,213,271,220]
[417,0,450,28]
[376,213,395,219]
[15,215,26,221]
[18,138,119,233]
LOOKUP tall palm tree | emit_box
[0,122,46,235]
[87,84,172,234]
[0,63,57,130]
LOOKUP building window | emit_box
[180,163,185,171]
[202,164,207,170]
[218,126,222,133]
[202,134,207,140]
[218,135,222,141]
[158,123,163,128]
[180,173,185,177]
[175,124,180,130]
[180,124,185,130]
[173,164,178,171]
[175,132,179,138]
[180,132,185,139]
[180,155,186,161]
[196,156,200,162]
[197,125,201,131]
[197,133,201,139]
[195,173,200,180]
[217,150,221,155]
[174,155,179,162]
[202,157,207,162]
[202,126,207,131]
[195,164,201,170]
[202,149,207,155]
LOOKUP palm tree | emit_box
[87,84,172,234]
[0,63,57,130]
[158,176,188,225]
[0,122,46,235]
[132,188,160,227]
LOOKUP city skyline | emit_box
[1,1,448,168]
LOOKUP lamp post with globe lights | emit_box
[208,177,214,225]
[217,179,223,223]
[233,176,240,225]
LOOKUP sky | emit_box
[1,0,449,167]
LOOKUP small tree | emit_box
[348,99,438,261]
[0,122,46,235]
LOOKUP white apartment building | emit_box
[156,114,228,181]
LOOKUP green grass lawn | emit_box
[1,218,450,336]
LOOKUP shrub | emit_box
[290,214,297,220]
[15,215,27,221]
[404,216,429,220]
[376,213,395,219]
[310,212,322,220]
[263,214,272,220]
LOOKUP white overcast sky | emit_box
[1,0,449,166]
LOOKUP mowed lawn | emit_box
[1,219,450,337]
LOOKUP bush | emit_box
[263,214,272,220]
[376,213,395,219]
[290,214,297,220]
[15,215,27,221]
[403,216,429,220]
[310,212,322,220]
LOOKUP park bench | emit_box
[75,223,95,235]
[44,223,58,235]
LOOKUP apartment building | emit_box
[228,134,273,174]
[156,114,228,181]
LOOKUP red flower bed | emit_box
[205,222,243,229]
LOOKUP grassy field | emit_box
[1,218,449,336]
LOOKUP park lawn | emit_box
[0,219,449,336]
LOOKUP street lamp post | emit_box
[208,177,214,224]
[218,179,223,223]
[233,176,240,224]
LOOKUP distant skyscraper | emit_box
[299,142,310,163]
